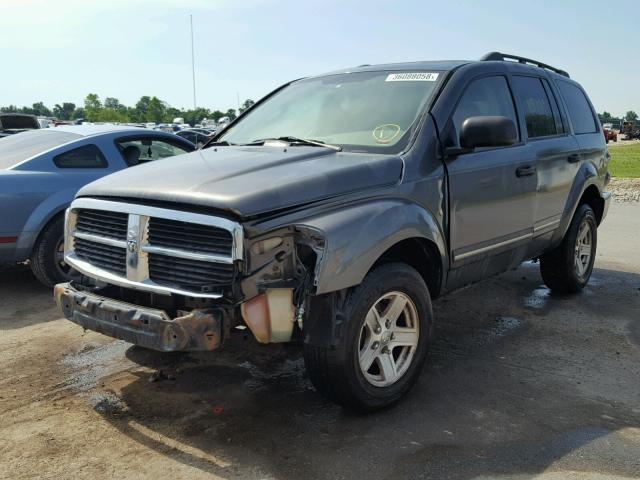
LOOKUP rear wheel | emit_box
[30,216,74,288]
[540,204,597,293]
[303,263,432,412]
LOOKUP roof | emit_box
[51,124,145,137]
[318,60,470,77]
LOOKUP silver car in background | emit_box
[0,125,195,286]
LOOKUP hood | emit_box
[78,146,403,218]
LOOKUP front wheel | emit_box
[303,263,432,412]
[540,204,597,293]
[29,216,75,288]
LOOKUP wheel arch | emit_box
[301,198,448,297]
[369,237,443,299]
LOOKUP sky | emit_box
[1,0,639,116]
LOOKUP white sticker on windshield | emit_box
[385,72,439,82]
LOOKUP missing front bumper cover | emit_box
[54,283,228,352]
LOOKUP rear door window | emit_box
[511,76,557,138]
[557,81,597,134]
[451,76,519,144]
[53,144,107,168]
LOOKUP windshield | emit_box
[219,71,442,153]
[0,129,81,169]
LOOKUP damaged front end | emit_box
[238,226,325,343]
[55,198,326,352]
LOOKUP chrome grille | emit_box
[75,209,128,240]
[74,237,126,276]
[149,253,234,290]
[148,217,233,256]
[65,198,242,298]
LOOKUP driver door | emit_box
[444,75,537,288]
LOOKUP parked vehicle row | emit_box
[0,126,194,286]
[50,52,609,411]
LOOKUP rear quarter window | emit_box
[53,144,107,168]
[557,81,597,134]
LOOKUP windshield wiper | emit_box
[201,139,235,149]
[249,136,342,151]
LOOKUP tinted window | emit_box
[511,76,556,138]
[53,144,107,168]
[557,81,597,134]
[542,79,565,134]
[116,138,191,166]
[0,130,81,169]
[452,76,518,142]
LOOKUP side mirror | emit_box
[460,116,518,150]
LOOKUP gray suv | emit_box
[55,52,610,411]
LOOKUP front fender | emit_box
[292,199,447,294]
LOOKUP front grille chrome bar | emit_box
[64,198,243,298]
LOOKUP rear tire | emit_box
[303,263,432,412]
[29,215,73,288]
[540,204,597,293]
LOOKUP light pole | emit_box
[190,14,197,109]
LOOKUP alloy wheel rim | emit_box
[574,220,593,278]
[55,237,70,276]
[358,291,419,387]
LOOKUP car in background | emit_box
[175,128,215,147]
[0,113,40,138]
[0,125,195,287]
[602,123,617,143]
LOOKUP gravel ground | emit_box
[0,204,639,480]
[608,178,640,203]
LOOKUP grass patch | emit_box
[609,144,640,178]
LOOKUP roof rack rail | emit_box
[480,51,570,78]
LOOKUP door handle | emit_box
[567,153,581,163]
[515,165,536,177]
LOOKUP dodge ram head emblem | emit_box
[127,239,138,253]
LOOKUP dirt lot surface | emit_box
[1,204,639,480]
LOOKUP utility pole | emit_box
[190,14,197,109]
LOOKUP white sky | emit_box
[1,0,639,116]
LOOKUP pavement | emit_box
[0,203,639,480]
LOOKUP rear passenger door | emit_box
[445,75,537,279]
[510,75,580,237]
[555,79,604,183]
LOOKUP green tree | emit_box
[182,107,211,126]
[84,94,103,121]
[93,109,130,122]
[225,108,237,120]
[84,93,102,111]
[104,97,125,111]
[211,110,225,122]
[0,105,19,113]
[598,111,613,123]
[72,107,86,120]
[239,99,255,114]
[31,102,52,117]
[53,102,76,120]
[625,111,638,122]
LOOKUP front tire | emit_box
[29,216,73,288]
[540,204,597,293]
[303,263,432,412]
